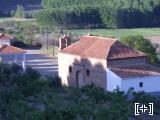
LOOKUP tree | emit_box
[121,35,158,63]
[36,10,61,50]
[15,5,25,18]
[25,24,38,45]
[10,10,15,17]
[40,0,160,29]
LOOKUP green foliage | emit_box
[4,21,41,48]
[0,64,160,119]
[15,5,25,18]
[10,10,16,17]
[81,84,106,104]
[40,0,160,29]
[36,10,56,30]
[121,35,158,63]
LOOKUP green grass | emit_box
[68,28,160,38]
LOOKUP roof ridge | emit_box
[0,45,26,55]
[106,40,117,59]
[84,35,117,41]
[60,35,146,60]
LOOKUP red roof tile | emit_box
[110,64,160,78]
[60,35,146,60]
[0,33,13,41]
[0,45,26,55]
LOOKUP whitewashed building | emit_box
[58,35,160,93]
[0,33,26,71]
[0,33,13,45]
[107,65,160,92]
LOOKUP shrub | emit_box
[44,108,75,120]
[23,110,45,120]
[10,63,22,73]
[12,40,26,48]
[81,84,106,104]
[25,67,41,80]
[46,76,62,88]
[5,100,31,120]
[0,74,8,83]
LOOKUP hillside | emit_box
[38,0,160,29]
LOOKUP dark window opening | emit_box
[139,82,143,87]
[86,69,90,76]
[69,66,72,73]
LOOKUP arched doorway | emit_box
[76,71,83,88]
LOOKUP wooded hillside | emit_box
[40,0,160,29]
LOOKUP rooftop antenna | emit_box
[86,23,91,36]
[88,24,91,33]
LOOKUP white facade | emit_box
[107,69,121,91]
[107,69,160,93]
[0,39,11,46]
[58,52,81,86]
[121,76,160,92]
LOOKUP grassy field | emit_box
[68,28,160,60]
[0,17,36,23]
[68,28,160,38]
[1,17,160,38]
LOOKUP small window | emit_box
[139,82,143,87]
[86,69,90,76]
[69,66,72,73]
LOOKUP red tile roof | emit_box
[60,35,146,60]
[110,64,160,78]
[0,45,26,55]
[0,33,13,41]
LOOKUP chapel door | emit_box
[76,71,84,88]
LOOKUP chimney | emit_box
[58,36,66,51]
[58,34,71,50]
[65,35,71,46]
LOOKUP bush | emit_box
[0,64,43,95]
[25,67,41,80]
[10,63,22,73]
[12,40,26,48]
[81,84,106,104]
[45,76,61,88]
[0,63,21,84]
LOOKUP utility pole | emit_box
[46,32,49,49]
[53,37,55,56]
